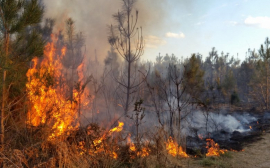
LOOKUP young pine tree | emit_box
[0,0,44,149]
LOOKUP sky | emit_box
[43,0,270,62]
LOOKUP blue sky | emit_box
[143,0,270,61]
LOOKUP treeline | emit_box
[131,39,270,112]
[119,41,270,112]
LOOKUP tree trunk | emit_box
[125,61,131,114]
[267,62,269,110]
[124,8,131,115]
[1,70,6,149]
[1,32,9,149]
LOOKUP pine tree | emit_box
[108,0,144,114]
[183,54,205,100]
[0,0,44,149]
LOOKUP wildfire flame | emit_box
[93,121,124,145]
[206,139,227,156]
[166,137,188,158]
[127,134,150,158]
[79,122,124,159]
[26,34,91,139]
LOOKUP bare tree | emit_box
[108,0,144,114]
[147,59,190,139]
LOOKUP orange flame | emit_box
[206,139,227,156]
[26,34,91,139]
[93,121,124,146]
[127,134,150,158]
[166,137,188,158]
[109,122,124,133]
[80,122,124,159]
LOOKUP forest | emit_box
[0,0,270,167]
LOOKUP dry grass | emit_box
[2,121,269,168]
[0,125,193,168]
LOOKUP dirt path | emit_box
[228,132,270,168]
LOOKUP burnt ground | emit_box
[178,112,270,168]
[180,131,270,168]
[186,111,270,154]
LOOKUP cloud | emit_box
[244,16,270,29]
[145,35,167,49]
[166,32,185,38]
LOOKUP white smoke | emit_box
[182,111,257,137]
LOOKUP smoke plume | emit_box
[42,0,170,63]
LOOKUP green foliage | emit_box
[249,38,270,109]
[0,0,43,34]
[0,0,47,149]
[200,157,215,166]
[200,157,230,168]
[183,54,205,99]
[0,0,45,96]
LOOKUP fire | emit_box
[26,34,91,139]
[80,122,124,159]
[166,137,188,158]
[206,139,227,156]
[109,122,124,133]
[127,134,150,158]
[94,121,124,145]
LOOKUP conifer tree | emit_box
[0,0,43,149]
[108,0,144,114]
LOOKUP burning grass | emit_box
[166,137,189,158]
[206,139,228,157]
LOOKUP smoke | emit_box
[183,111,257,136]
[42,0,170,63]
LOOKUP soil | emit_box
[228,132,270,168]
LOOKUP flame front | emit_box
[26,34,90,139]
[206,139,227,156]
[166,137,188,158]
